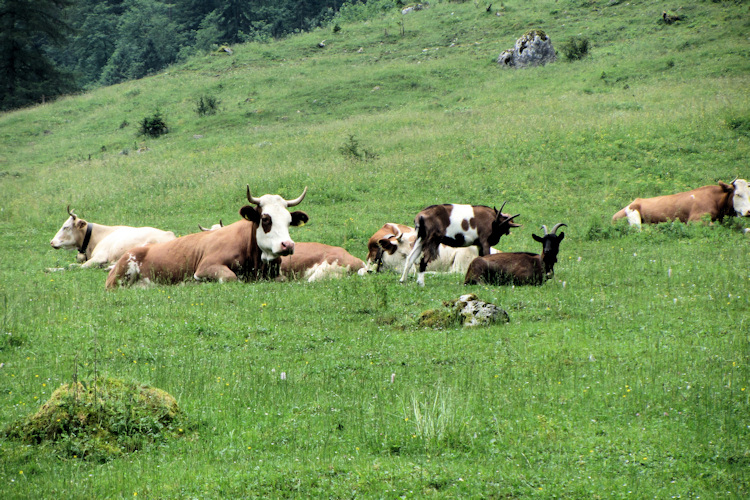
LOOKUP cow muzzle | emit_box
[278,240,295,256]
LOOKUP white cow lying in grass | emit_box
[50,206,176,269]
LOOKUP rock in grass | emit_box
[3,377,185,461]
[418,293,509,328]
[497,30,557,68]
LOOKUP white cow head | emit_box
[50,206,87,251]
[239,186,309,262]
[376,230,418,271]
[732,178,750,217]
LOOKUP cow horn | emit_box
[67,205,77,219]
[198,224,209,231]
[730,176,738,185]
[219,219,224,227]
[246,185,262,205]
[285,186,308,207]
[551,223,567,234]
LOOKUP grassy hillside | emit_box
[1,0,749,497]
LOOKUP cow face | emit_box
[50,209,86,250]
[732,179,750,217]
[372,231,416,271]
[240,188,309,262]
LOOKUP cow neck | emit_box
[78,223,94,256]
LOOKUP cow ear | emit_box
[76,219,87,229]
[378,237,396,253]
[290,211,309,226]
[719,181,733,192]
[239,205,260,223]
[532,233,543,242]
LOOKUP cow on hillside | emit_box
[400,203,521,286]
[612,179,750,227]
[50,206,176,268]
[105,186,308,288]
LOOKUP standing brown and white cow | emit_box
[50,206,176,268]
[400,203,521,286]
[612,178,750,227]
[105,186,308,288]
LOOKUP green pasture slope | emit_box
[1,0,749,497]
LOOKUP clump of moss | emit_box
[418,307,461,329]
[4,377,187,462]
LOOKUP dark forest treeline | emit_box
[1,0,399,112]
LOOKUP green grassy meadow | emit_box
[1,0,749,497]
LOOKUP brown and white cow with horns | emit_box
[400,202,521,286]
[106,186,308,288]
[612,178,750,227]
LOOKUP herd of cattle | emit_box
[49,178,750,289]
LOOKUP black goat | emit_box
[464,223,566,286]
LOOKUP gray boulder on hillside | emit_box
[497,30,557,68]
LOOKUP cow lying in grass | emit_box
[106,186,308,288]
[612,178,750,227]
[50,206,176,269]
[365,222,497,274]
[199,221,366,282]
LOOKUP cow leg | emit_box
[194,264,239,283]
[400,238,424,283]
[625,207,642,229]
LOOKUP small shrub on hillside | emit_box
[726,115,750,137]
[339,134,378,161]
[139,110,169,137]
[560,36,590,61]
[195,95,221,116]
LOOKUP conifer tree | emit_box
[0,0,76,111]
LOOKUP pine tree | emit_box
[0,0,76,111]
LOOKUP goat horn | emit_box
[541,225,549,235]
[496,201,508,216]
[503,213,521,222]
[730,176,738,185]
[285,186,308,207]
[246,185,262,205]
[551,223,567,234]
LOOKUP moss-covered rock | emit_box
[418,294,509,329]
[4,377,186,461]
